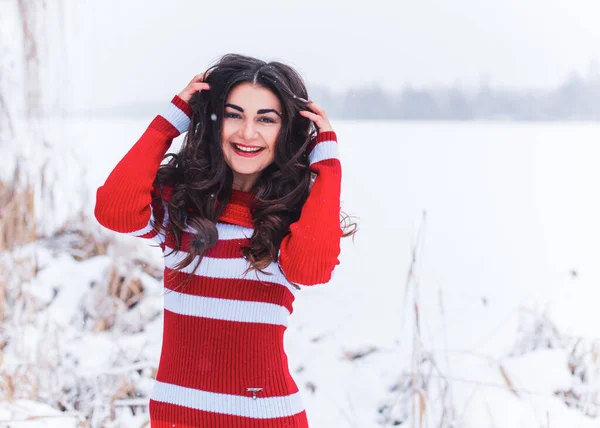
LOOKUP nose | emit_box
[240,119,257,140]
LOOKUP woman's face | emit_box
[221,82,282,191]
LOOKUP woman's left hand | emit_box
[299,101,334,133]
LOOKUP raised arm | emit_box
[95,75,209,242]
[278,101,343,286]
[94,95,192,241]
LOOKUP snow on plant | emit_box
[511,307,600,418]
[1,221,164,426]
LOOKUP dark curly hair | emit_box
[153,53,356,290]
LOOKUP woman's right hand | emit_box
[178,73,210,103]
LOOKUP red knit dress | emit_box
[94,95,342,427]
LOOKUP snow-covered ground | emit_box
[2,118,600,427]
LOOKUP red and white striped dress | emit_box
[94,95,342,427]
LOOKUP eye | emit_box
[258,117,277,124]
[224,112,241,119]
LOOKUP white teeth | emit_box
[233,144,262,153]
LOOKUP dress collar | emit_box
[218,189,255,228]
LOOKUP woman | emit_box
[95,53,354,427]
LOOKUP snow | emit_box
[0,400,81,427]
[3,119,600,426]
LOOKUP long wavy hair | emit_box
[153,54,356,290]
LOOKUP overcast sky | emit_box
[69,0,600,109]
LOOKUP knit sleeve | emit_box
[278,131,343,286]
[94,95,191,244]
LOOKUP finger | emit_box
[299,110,325,127]
[186,83,210,95]
[192,73,206,83]
[191,82,210,89]
[183,82,210,99]
[300,110,334,132]
[179,81,210,102]
[299,110,321,121]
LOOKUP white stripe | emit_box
[164,247,298,294]
[151,380,305,419]
[217,222,254,240]
[184,223,254,240]
[161,200,170,226]
[160,102,191,134]
[164,289,290,326]
[309,140,339,165]
[126,220,154,238]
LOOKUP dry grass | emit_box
[555,339,600,417]
[0,263,7,324]
[511,308,600,417]
[379,212,600,427]
[132,257,162,280]
[108,268,144,310]
[110,379,138,420]
[83,261,149,333]
[0,186,157,424]
[378,211,456,427]
[0,167,42,405]
[1,226,160,425]
[0,363,38,402]
[46,219,110,261]
[0,173,37,252]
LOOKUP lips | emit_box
[231,142,265,157]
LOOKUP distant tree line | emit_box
[309,70,600,121]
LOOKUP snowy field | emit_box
[3,117,600,427]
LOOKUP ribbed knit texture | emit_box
[94,95,342,427]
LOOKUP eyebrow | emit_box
[225,103,282,118]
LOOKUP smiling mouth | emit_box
[231,143,265,153]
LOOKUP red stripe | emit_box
[171,94,193,117]
[150,401,309,427]
[156,312,298,396]
[206,238,249,257]
[163,268,295,313]
[157,185,173,202]
[149,115,181,139]
[311,158,341,170]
